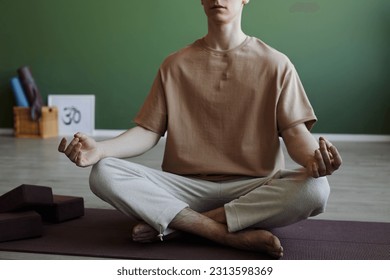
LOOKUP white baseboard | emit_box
[0,128,389,142]
[92,131,390,142]
[0,128,126,138]
[90,131,390,142]
[312,133,390,142]
[0,128,13,136]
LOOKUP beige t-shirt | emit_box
[135,36,317,181]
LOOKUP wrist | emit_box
[96,142,106,161]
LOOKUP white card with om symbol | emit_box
[48,95,95,136]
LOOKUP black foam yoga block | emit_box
[0,211,43,242]
[36,195,84,223]
[0,184,53,213]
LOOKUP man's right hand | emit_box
[58,132,102,167]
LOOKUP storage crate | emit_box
[13,106,58,138]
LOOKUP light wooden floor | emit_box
[0,135,389,259]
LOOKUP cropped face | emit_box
[201,0,248,24]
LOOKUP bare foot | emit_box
[132,223,160,243]
[226,228,283,258]
[132,223,180,242]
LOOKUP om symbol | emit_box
[62,106,81,125]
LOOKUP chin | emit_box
[208,14,232,24]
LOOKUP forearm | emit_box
[281,123,319,168]
[98,126,161,159]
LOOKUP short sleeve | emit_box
[277,63,317,133]
[134,70,168,136]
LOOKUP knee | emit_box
[89,157,143,196]
[89,157,117,196]
[299,176,330,217]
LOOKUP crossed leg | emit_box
[90,159,328,259]
[132,206,284,258]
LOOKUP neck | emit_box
[204,18,247,51]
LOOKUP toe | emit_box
[266,235,283,258]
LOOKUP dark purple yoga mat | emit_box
[0,208,389,260]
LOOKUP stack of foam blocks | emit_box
[0,184,84,242]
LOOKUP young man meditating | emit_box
[59,0,342,258]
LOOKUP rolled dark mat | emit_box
[35,195,85,223]
[17,66,44,121]
[0,211,43,242]
[0,184,53,213]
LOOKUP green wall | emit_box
[1,0,389,134]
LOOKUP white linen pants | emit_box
[89,157,330,236]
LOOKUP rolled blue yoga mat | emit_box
[10,77,29,107]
